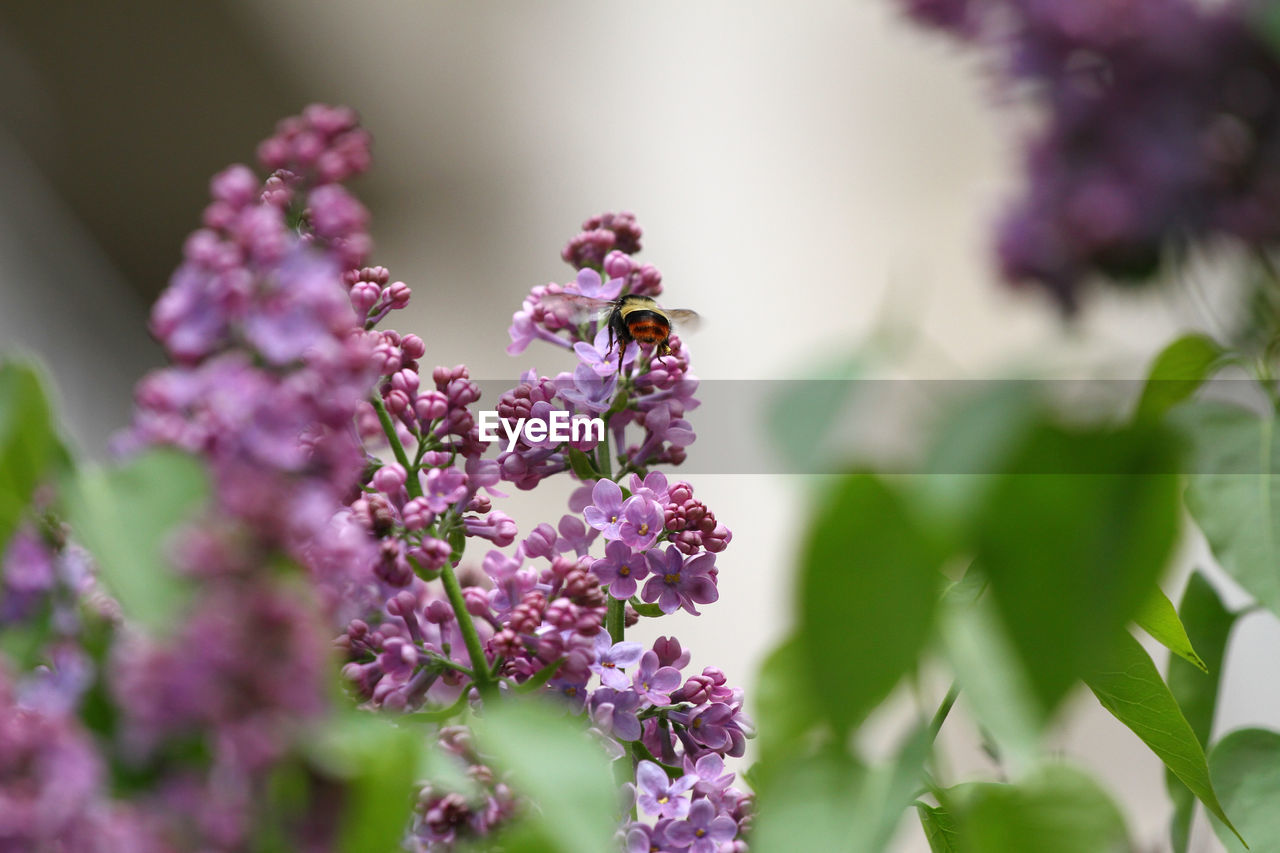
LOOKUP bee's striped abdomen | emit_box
[623,310,670,344]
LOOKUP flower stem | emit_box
[596,426,613,481]
[929,682,961,743]
[370,393,422,498]
[606,597,625,644]
[440,559,494,698]
[371,394,491,695]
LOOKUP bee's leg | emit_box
[607,327,620,373]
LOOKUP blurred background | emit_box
[1,2,1274,849]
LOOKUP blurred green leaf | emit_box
[1249,1,1280,57]
[919,382,1041,540]
[855,725,932,852]
[1167,573,1238,853]
[1207,728,1280,852]
[471,699,616,853]
[917,803,960,853]
[1175,401,1280,618]
[1134,333,1224,421]
[62,448,207,635]
[766,351,861,471]
[976,420,1182,715]
[0,359,63,555]
[752,635,824,777]
[753,726,926,853]
[797,473,943,736]
[938,593,1041,774]
[1083,631,1244,846]
[1134,587,1207,673]
[951,765,1130,853]
[750,749,865,853]
[311,712,421,853]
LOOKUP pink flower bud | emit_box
[372,463,407,494]
[384,388,410,415]
[401,333,425,359]
[350,281,381,314]
[387,281,411,307]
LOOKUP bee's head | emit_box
[617,294,659,309]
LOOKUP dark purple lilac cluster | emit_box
[898,0,1280,307]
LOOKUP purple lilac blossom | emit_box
[584,478,627,537]
[590,633,645,690]
[665,798,739,853]
[592,540,650,600]
[635,760,695,819]
[897,0,1280,307]
[642,547,719,615]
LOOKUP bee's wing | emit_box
[539,293,614,323]
[664,308,701,332]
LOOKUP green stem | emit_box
[606,597,625,644]
[929,682,961,744]
[370,393,422,498]
[370,394,495,697]
[440,560,494,698]
[596,424,613,482]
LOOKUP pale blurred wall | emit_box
[2,2,1274,850]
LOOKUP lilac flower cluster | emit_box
[898,0,1280,307]
[87,105,388,849]
[0,104,754,851]
[337,208,752,848]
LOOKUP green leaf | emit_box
[856,725,932,852]
[1249,1,1280,58]
[752,636,824,776]
[797,474,943,735]
[566,447,599,481]
[1082,630,1244,846]
[951,765,1130,853]
[447,524,465,564]
[749,749,865,853]
[62,448,208,635]
[1166,572,1239,853]
[766,351,861,472]
[627,597,664,618]
[917,803,960,853]
[1134,587,1207,673]
[603,388,630,419]
[919,382,1042,540]
[1134,333,1224,421]
[938,593,1042,774]
[471,699,616,853]
[976,420,1182,715]
[310,712,421,853]
[1207,728,1280,852]
[753,727,927,853]
[1175,401,1280,618]
[0,360,63,555]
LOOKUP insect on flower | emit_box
[543,292,700,370]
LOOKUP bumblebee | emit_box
[543,292,699,369]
